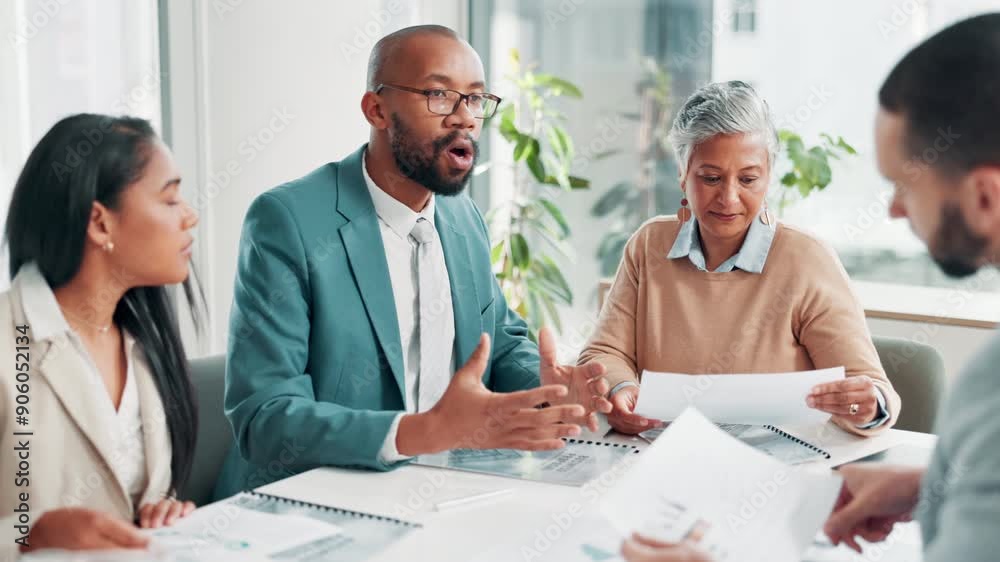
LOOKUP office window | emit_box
[473,0,1000,338]
[731,0,756,33]
[474,0,712,336]
[0,0,162,282]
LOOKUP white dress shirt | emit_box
[361,154,456,462]
[18,263,149,505]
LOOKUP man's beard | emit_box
[389,113,478,196]
[931,203,990,278]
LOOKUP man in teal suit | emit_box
[214,25,608,498]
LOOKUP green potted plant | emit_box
[772,130,857,215]
[479,49,592,338]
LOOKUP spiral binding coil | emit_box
[565,438,641,453]
[762,426,831,459]
[249,491,423,528]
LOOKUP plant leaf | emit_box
[498,104,519,142]
[525,218,575,260]
[591,181,633,216]
[541,175,590,189]
[542,153,570,189]
[547,124,574,161]
[836,136,857,155]
[786,136,806,157]
[526,152,546,183]
[591,149,622,161]
[596,231,631,277]
[597,230,631,260]
[534,74,583,98]
[537,198,570,237]
[510,233,530,269]
[533,259,572,304]
[513,134,536,162]
[539,294,563,333]
[490,241,504,265]
[778,129,799,143]
[797,177,814,198]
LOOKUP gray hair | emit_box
[667,80,779,177]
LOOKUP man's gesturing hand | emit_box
[398,334,587,455]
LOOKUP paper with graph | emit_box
[601,408,843,562]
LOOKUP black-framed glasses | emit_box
[376,83,502,119]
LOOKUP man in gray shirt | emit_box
[620,12,1000,562]
[822,12,1000,562]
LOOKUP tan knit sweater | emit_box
[580,216,900,436]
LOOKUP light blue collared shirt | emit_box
[666,212,776,273]
[662,214,889,429]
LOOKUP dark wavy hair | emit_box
[879,13,1000,177]
[4,113,202,494]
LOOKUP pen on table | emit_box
[434,489,513,511]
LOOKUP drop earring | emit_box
[760,203,773,226]
[677,196,691,225]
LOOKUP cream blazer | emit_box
[0,270,172,559]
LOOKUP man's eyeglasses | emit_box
[375,83,502,119]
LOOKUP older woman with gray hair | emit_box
[579,81,900,438]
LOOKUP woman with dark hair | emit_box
[0,113,203,554]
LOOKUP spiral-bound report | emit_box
[142,490,420,562]
[244,490,421,527]
[719,424,831,464]
[415,438,640,486]
[640,423,831,464]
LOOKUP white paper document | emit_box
[634,367,845,425]
[601,408,843,562]
[143,500,344,561]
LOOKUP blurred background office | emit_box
[2,0,998,378]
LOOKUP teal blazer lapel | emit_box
[336,146,406,399]
[435,201,482,371]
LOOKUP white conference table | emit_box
[256,421,937,562]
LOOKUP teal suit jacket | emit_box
[214,145,540,499]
